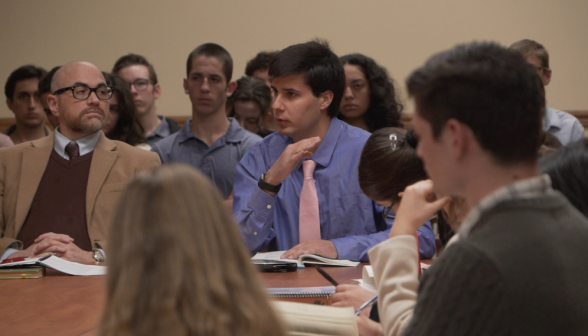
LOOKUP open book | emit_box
[252,251,359,267]
[0,255,106,276]
[273,300,359,336]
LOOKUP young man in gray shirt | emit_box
[151,43,261,199]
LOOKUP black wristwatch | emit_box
[258,173,282,193]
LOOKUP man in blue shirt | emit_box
[233,40,435,261]
[509,39,584,146]
[152,44,261,199]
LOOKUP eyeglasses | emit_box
[533,65,549,73]
[127,78,151,91]
[382,201,396,220]
[52,85,114,100]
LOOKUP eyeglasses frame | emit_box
[52,85,114,101]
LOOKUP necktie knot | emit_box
[65,142,80,160]
[303,160,316,179]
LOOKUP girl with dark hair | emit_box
[102,72,149,149]
[332,127,465,336]
[338,54,404,132]
[227,76,273,137]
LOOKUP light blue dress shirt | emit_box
[233,118,436,261]
[543,106,584,146]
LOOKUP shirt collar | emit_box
[306,118,341,168]
[53,127,101,160]
[147,115,170,139]
[458,174,554,239]
[543,106,562,131]
[177,117,248,144]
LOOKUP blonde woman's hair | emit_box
[99,164,285,336]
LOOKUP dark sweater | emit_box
[404,193,588,336]
[17,150,93,251]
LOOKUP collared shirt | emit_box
[54,127,101,159]
[146,115,171,146]
[151,117,262,198]
[458,174,555,241]
[233,118,435,262]
[543,106,584,146]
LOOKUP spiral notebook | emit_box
[267,286,335,305]
[273,301,359,336]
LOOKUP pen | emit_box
[314,265,339,286]
[355,294,378,315]
[39,254,52,261]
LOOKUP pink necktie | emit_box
[299,160,321,243]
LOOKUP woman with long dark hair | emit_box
[338,54,404,132]
[102,72,149,149]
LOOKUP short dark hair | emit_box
[186,43,233,82]
[339,53,404,132]
[359,128,427,204]
[407,41,545,165]
[539,138,588,218]
[112,54,159,85]
[245,51,279,76]
[4,65,47,100]
[509,39,549,68]
[103,72,147,146]
[38,66,61,96]
[227,76,272,117]
[269,40,345,118]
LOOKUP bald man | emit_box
[0,61,161,263]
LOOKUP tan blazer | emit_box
[0,133,161,255]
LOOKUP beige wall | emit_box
[1,0,587,118]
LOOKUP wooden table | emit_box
[0,265,365,335]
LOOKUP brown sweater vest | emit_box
[17,150,93,251]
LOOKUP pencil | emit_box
[314,265,339,286]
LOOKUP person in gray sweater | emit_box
[372,41,588,336]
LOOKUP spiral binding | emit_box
[270,292,332,298]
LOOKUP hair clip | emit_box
[390,134,398,151]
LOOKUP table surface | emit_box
[0,264,366,335]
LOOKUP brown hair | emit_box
[509,39,550,68]
[102,72,147,146]
[99,164,285,336]
[245,51,278,76]
[186,43,233,82]
[407,42,545,166]
[358,127,427,204]
[227,76,272,117]
[112,53,159,85]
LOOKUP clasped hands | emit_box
[8,232,95,263]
